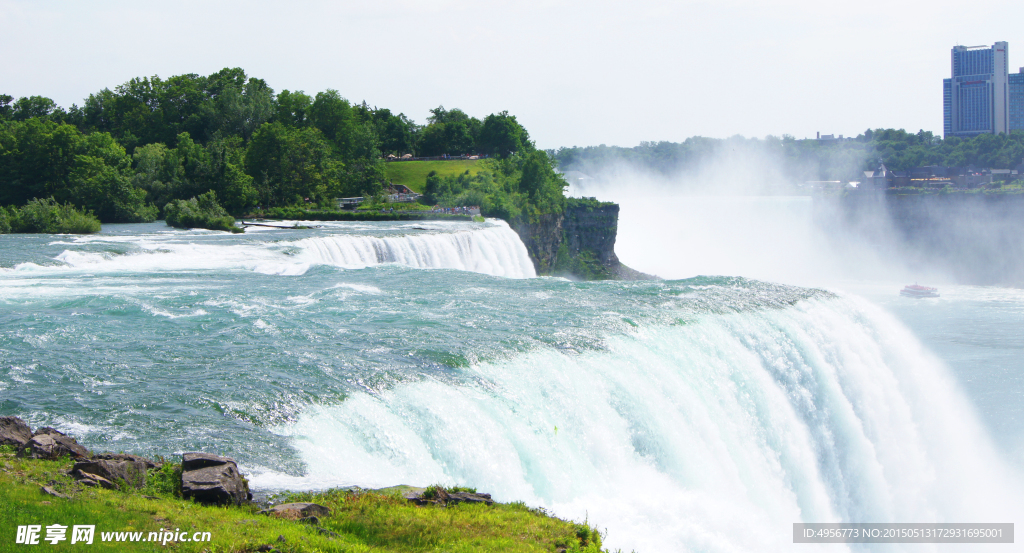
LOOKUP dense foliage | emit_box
[0,197,101,234]
[422,150,566,223]
[164,191,241,233]
[1,68,539,224]
[553,130,1024,181]
[0,119,156,222]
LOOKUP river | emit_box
[1,214,1021,552]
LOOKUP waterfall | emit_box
[255,293,1023,552]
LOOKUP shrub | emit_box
[5,198,101,234]
[164,191,241,233]
[142,461,183,497]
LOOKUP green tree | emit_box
[417,106,482,156]
[371,108,417,156]
[245,122,343,207]
[479,111,529,157]
[0,119,155,222]
[11,96,61,122]
[0,95,15,120]
[275,90,313,127]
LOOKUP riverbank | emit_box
[0,419,606,553]
[247,207,478,222]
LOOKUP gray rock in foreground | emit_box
[92,453,158,470]
[180,452,250,505]
[260,502,331,520]
[23,431,89,460]
[71,458,149,488]
[75,471,117,489]
[0,416,32,448]
[404,487,494,506]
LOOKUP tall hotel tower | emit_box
[943,42,1009,138]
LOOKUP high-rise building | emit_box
[943,42,1009,138]
[1010,68,1024,132]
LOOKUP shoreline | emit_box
[1,416,608,552]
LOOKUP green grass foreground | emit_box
[385,160,485,193]
[0,450,608,552]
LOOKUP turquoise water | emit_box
[844,283,1024,472]
[2,220,1022,552]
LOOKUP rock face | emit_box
[0,416,32,448]
[23,430,89,460]
[71,458,149,488]
[513,202,656,280]
[180,452,250,505]
[562,203,621,267]
[261,502,331,520]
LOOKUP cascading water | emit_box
[1,219,1020,552]
[2,219,535,278]
[292,222,535,278]
[252,290,1022,552]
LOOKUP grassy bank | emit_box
[0,448,608,552]
[385,160,485,193]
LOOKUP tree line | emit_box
[0,68,555,225]
[553,129,1024,182]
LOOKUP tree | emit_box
[244,122,343,207]
[371,108,417,156]
[479,111,529,157]
[0,119,155,222]
[0,95,13,120]
[417,106,482,156]
[11,96,60,121]
[275,90,312,127]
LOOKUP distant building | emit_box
[862,163,1006,189]
[1011,68,1024,132]
[943,42,1010,138]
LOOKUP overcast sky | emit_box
[2,0,1022,149]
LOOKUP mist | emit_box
[563,144,935,288]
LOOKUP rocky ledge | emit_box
[1,416,251,505]
[2,416,495,511]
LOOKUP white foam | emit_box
[1,219,535,280]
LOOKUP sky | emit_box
[1,0,1022,149]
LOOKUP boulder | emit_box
[260,502,331,521]
[447,491,493,505]
[22,432,89,460]
[71,458,148,488]
[404,487,493,506]
[92,453,157,470]
[75,471,117,489]
[0,416,32,448]
[181,452,234,471]
[40,485,68,499]
[180,452,250,505]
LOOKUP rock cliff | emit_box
[513,200,654,280]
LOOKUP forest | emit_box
[553,129,1024,182]
[0,68,563,227]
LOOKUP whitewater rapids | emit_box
[0,220,1020,552]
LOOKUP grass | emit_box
[385,160,486,193]
[0,448,608,552]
